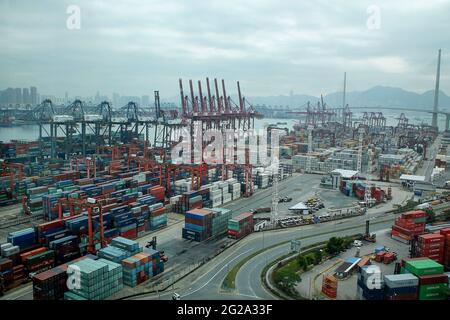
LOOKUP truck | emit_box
[251,207,271,214]
[278,197,293,203]
[416,202,431,210]
[159,250,168,263]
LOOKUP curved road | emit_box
[130,210,395,300]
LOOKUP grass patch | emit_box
[222,216,395,290]
[271,235,359,299]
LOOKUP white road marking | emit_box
[181,248,253,298]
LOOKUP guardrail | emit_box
[256,207,365,231]
[0,214,43,229]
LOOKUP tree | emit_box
[425,209,435,223]
[326,237,344,255]
[305,254,315,267]
[297,255,307,270]
[313,250,323,264]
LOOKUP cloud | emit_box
[0,0,449,98]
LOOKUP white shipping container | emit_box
[170,195,182,205]
[212,197,222,207]
[232,192,241,201]
[210,189,222,197]
[384,274,419,288]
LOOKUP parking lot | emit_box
[295,228,411,300]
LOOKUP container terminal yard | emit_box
[0,60,450,302]
[1,2,450,307]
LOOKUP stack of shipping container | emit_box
[401,258,448,300]
[384,274,419,300]
[63,257,123,300]
[144,247,164,276]
[121,252,153,287]
[32,254,94,300]
[321,274,338,299]
[339,181,384,202]
[210,208,233,238]
[228,212,254,240]
[391,210,427,243]
[415,233,445,264]
[182,208,213,242]
[31,237,165,300]
[356,265,384,300]
[440,228,450,270]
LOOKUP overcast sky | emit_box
[0,0,449,99]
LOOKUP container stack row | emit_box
[401,258,448,300]
[228,212,254,240]
[391,210,427,243]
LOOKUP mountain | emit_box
[247,86,450,110]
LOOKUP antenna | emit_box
[306,125,313,173]
[432,49,441,128]
[342,72,347,121]
[357,127,364,173]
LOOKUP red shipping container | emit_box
[395,219,425,227]
[439,228,450,236]
[38,220,65,234]
[375,251,386,262]
[417,247,445,256]
[185,217,206,226]
[418,234,445,244]
[401,210,427,219]
[391,230,412,241]
[151,207,166,218]
[385,293,417,300]
[418,241,445,249]
[419,274,449,285]
[228,230,239,237]
[421,255,444,264]
[20,247,47,263]
[121,228,137,240]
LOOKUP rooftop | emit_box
[399,174,426,182]
[289,202,309,211]
[331,169,359,179]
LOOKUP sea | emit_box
[0,110,442,143]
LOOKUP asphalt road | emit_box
[1,173,399,301]
[130,208,396,300]
[417,134,441,182]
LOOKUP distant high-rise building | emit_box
[23,88,30,104]
[95,91,101,103]
[30,86,37,105]
[119,96,141,106]
[14,88,22,104]
[65,91,69,104]
[141,95,150,107]
[113,93,120,107]
[5,88,15,105]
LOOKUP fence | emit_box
[118,238,235,299]
[0,213,43,229]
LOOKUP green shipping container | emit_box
[27,250,55,265]
[400,267,412,274]
[404,259,444,276]
[418,283,447,300]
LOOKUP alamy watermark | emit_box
[66,5,81,30]
[365,265,383,289]
[366,4,381,30]
[66,264,81,290]
[170,125,285,166]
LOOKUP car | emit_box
[172,293,181,300]
[354,240,363,247]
